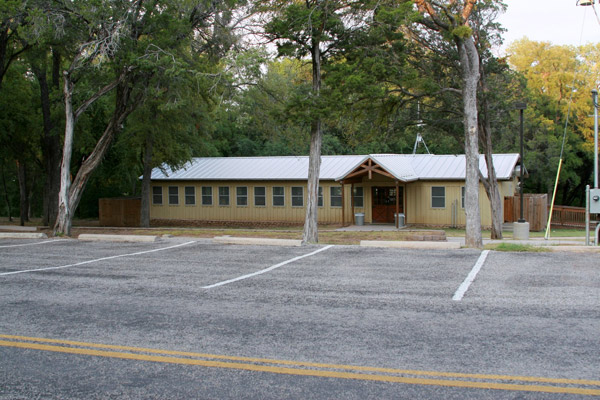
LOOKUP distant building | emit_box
[149,153,520,228]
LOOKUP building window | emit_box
[201,186,212,205]
[291,187,304,207]
[254,187,266,206]
[273,186,285,206]
[353,187,364,208]
[152,186,163,205]
[185,186,196,205]
[330,186,342,207]
[219,186,230,206]
[318,186,323,207]
[431,186,445,208]
[237,187,248,206]
[168,186,179,205]
[461,186,465,209]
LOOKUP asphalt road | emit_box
[0,237,599,399]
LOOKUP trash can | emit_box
[354,212,365,226]
[394,213,405,227]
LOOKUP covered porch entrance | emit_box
[372,187,404,223]
[338,156,410,228]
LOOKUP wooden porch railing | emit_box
[549,205,587,228]
[505,195,597,229]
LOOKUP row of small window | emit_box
[152,186,365,208]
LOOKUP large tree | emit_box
[411,0,482,248]
[257,0,380,243]
[472,0,507,239]
[53,0,241,236]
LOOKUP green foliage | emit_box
[507,38,599,205]
[1,0,597,221]
[451,25,472,39]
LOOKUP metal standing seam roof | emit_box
[150,153,520,182]
[150,155,366,181]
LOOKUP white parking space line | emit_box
[0,239,70,249]
[0,241,197,277]
[452,250,490,301]
[203,245,335,289]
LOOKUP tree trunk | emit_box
[480,155,503,239]
[140,133,154,228]
[478,61,503,240]
[54,71,75,236]
[16,160,29,226]
[67,81,135,218]
[457,37,482,248]
[28,172,35,220]
[33,57,62,227]
[1,160,13,221]
[302,40,323,245]
[54,69,133,236]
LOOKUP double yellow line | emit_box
[1,334,599,396]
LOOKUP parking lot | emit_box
[1,237,599,399]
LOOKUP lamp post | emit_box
[592,90,599,189]
[590,90,600,246]
[515,102,527,221]
[514,102,529,240]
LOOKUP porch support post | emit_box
[351,183,355,225]
[341,182,345,227]
[404,184,407,224]
[395,180,400,229]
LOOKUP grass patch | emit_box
[485,243,550,252]
[444,228,587,238]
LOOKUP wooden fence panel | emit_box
[99,197,141,227]
[503,194,548,231]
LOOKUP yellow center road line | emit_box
[2,334,598,387]
[1,335,599,396]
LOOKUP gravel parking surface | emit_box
[1,237,598,399]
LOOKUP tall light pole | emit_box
[515,102,527,222]
[591,90,600,246]
[592,90,599,189]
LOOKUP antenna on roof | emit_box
[412,102,431,154]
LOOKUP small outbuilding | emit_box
[148,153,520,228]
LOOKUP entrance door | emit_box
[372,187,403,223]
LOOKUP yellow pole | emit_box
[545,158,563,240]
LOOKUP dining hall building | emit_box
[148,153,521,228]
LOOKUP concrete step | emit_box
[502,223,513,232]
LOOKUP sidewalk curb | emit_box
[78,234,159,243]
[549,245,600,253]
[360,240,461,249]
[0,232,47,239]
[0,225,38,232]
[213,236,303,247]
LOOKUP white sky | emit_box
[497,0,600,52]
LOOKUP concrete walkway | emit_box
[336,224,407,232]
[337,224,599,251]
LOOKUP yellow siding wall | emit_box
[150,178,515,227]
[150,180,359,224]
[405,180,515,227]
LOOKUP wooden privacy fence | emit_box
[99,197,141,227]
[503,194,548,231]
